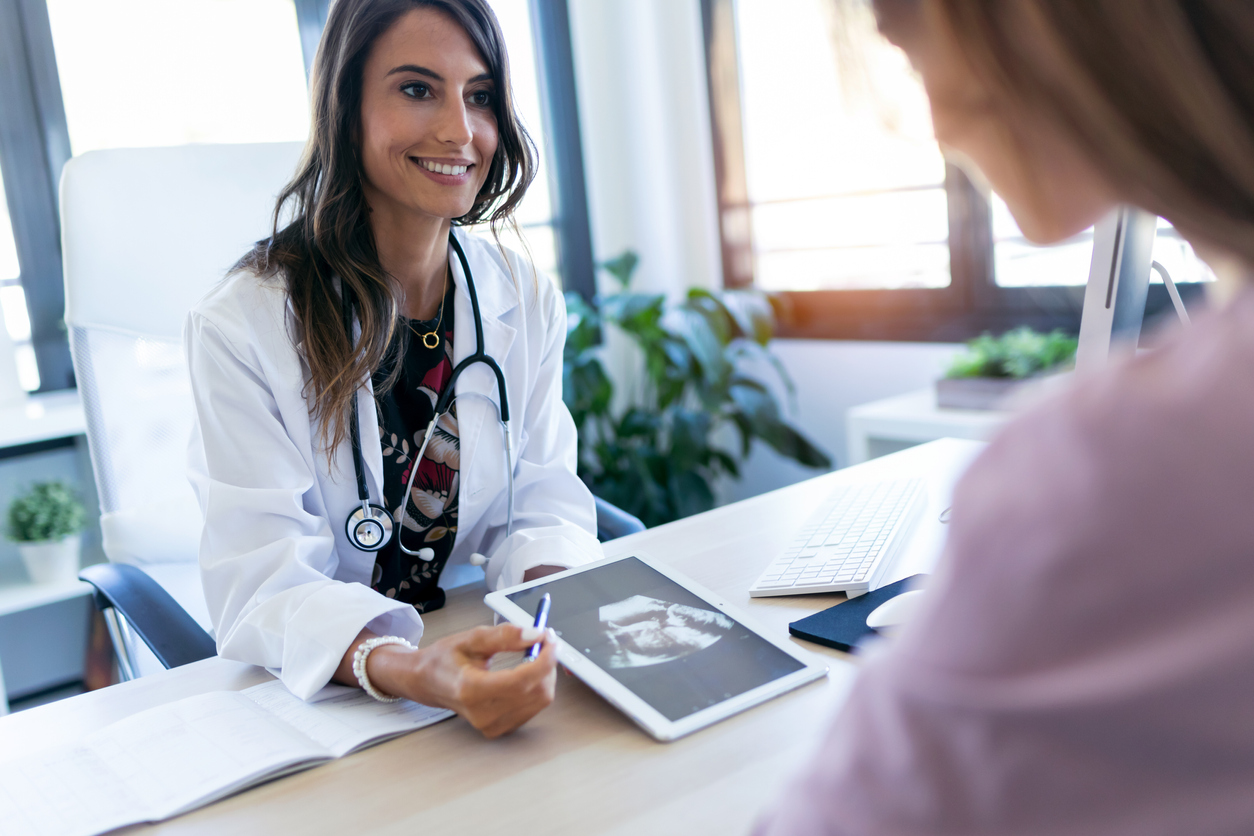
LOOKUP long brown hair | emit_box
[237,0,536,457]
[875,0,1254,262]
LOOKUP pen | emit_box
[526,593,551,662]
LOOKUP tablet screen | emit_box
[506,557,806,722]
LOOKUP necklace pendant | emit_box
[422,331,440,349]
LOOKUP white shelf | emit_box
[0,391,86,449]
[0,578,93,619]
[846,387,1010,465]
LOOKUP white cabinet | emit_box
[0,392,95,713]
[845,387,1010,465]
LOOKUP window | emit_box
[0,168,17,284]
[703,0,1209,341]
[992,197,1213,289]
[46,0,310,153]
[479,0,559,279]
[0,165,39,391]
[734,0,948,293]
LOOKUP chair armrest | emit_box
[594,496,646,542]
[78,563,216,670]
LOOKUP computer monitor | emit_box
[1074,207,1157,373]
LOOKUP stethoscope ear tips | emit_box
[417,547,435,561]
[469,552,488,566]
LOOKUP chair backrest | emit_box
[62,142,304,568]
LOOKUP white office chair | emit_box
[61,142,304,677]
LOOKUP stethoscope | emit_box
[343,231,514,562]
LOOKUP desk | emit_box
[0,439,985,835]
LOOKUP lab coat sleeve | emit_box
[185,310,423,699]
[482,282,602,590]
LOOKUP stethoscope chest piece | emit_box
[341,231,513,554]
[346,503,394,551]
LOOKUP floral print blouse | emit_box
[370,282,458,613]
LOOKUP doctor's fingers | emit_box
[469,635,558,694]
[459,623,550,662]
[462,641,557,705]
[462,659,557,737]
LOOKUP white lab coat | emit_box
[184,229,602,699]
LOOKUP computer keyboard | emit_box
[749,478,927,598]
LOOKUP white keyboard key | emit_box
[749,478,927,598]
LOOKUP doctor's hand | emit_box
[344,625,558,739]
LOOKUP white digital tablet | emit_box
[484,553,828,742]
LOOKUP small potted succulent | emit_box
[5,481,86,584]
[937,327,1078,410]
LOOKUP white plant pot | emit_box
[17,534,82,585]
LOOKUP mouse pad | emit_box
[788,575,929,653]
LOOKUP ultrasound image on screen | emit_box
[507,558,805,722]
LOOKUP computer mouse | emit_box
[866,589,927,633]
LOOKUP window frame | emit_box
[0,0,595,396]
[700,0,1204,343]
[0,0,73,391]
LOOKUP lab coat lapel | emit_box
[449,231,518,543]
[358,377,384,507]
[324,283,384,518]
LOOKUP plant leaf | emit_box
[719,290,775,345]
[667,469,716,520]
[756,420,833,469]
[600,251,639,288]
[666,307,726,386]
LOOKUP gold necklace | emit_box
[412,267,448,349]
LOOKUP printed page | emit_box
[0,746,143,836]
[0,691,328,836]
[244,680,454,758]
[84,691,330,819]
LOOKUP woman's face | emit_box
[884,1,1118,244]
[358,8,499,225]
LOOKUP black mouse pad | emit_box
[788,575,929,652]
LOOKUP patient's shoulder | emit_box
[923,291,1254,674]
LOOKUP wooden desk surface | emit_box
[0,439,984,836]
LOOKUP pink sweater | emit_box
[757,289,1254,835]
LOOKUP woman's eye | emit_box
[402,82,431,99]
[470,90,493,107]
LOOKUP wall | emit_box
[567,0,722,298]
[725,339,962,503]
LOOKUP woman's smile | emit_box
[411,156,474,184]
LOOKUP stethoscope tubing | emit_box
[343,229,514,555]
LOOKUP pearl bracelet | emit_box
[352,636,416,703]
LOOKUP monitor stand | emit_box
[1075,207,1157,373]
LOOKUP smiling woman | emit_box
[238,0,537,450]
[184,0,603,738]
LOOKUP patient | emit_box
[758,1,1254,833]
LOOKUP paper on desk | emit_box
[0,691,323,836]
[0,684,451,836]
[242,679,453,758]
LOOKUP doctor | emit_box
[185,0,601,738]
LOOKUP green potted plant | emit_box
[563,252,831,528]
[5,481,86,584]
[938,327,1078,410]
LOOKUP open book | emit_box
[0,680,453,836]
